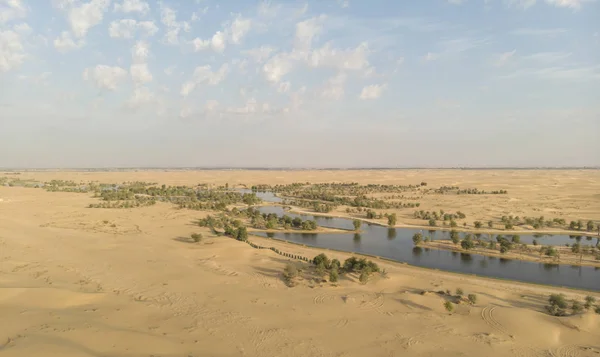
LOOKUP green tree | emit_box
[587,220,595,232]
[236,226,248,241]
[511,235,521,244]
[450,220,457,228]
[353,219,361,231]
[329,268,339,283]
[388,213,397,227]
[313,253,330,268]
[450,230,460,245]
[461,238,475,250]
[456,288,464,297]
[468,294,477,304]
[412,232,423,246]
[429,218,437,227]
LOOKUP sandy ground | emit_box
[1,171,600,356]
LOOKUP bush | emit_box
[450,230,460,245]
[329,268,339,283]
[456,288,464,297]
[444,301,454,312]
[191,233,202,243]
[283,264,298,287]
[450,220,457,228]
[428,218,437,227]
[533,239,538,246]
[412,233,423,246]
[388,213,397,227]
[500,245,509,254]
[330,259,341,270]
[236,226,248,241]
[359,270,370,284]
[353,219,361,231]
[595,306,600,314]
[474,221,482,229]
[548,294,568,309]
[546,304,568,316]
[585,295,596,309]
[313,253,330,268]
[468,294,477,304]
[571,300,583,314]
[315,262,327,277]
[511,235,520,244]
[461,238,475,250]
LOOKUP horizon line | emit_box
[2,166,599,171]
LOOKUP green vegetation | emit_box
[191,233,202,243]
[353,219,361,231]
[444,301,454,312]
[450,230,460,245]
[468,294,477,304]
[283,264,298,287]
[455,288,464,297]
[412,233,423,246]
[546,294,568,316]
[460,235,475,250]
[387,213,397,227]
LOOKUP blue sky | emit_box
[0,0,598,168]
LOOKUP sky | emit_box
[0,0,598,168]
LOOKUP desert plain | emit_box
[0,169,599,357]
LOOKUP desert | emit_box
[1,169,599,357]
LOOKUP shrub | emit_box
[511,235,520,244]
[388,213,397,227]
[191,233,202,243]
[548,294,568,309]
[412,233,423,246]
[315,262,327,277]
[313,253,330,268]
[571,300,583,314]
[474,221,482,229]
[283,264,298,287]
[461,238,475,250]
[450,220,457,228]
[468,294,477,304]
[585,296,596,309]
[353,219,361,231]
[236,226,248,241]
[329,269,339,283]
[595,306,600,314]
[546,304,568,316]
[500,245,509,254]
[359,270,370,284]
[533,239,538,246]
[450,230,460,245]
[444,301,454,312]
[456,288,464,297]
[330,259,341,270]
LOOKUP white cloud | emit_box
[130,63,152,84]
[13,22,31,35]
[53,30,84,52]
[131,40,149,62]
[210,31,226,52]
[160,4,190,45]
[522,51,572,63]
[83,65,128,90]
[494,49,516,66]
[308,42,370,70]
[294,15,325,50]
[505,0,537,9]
[229,15,251,44]
[320,72,347,100]
[68,0,111,39]
[0,0,27,24]
[359,84,386,100]
[0,29,25,72]
[423,52,438,61]
[243,45,275,62]
[511,27,567,36]
[545,0,591,9]
[277,81,291,93]
[126,86,154,108]
[180,64,229,97]
[191,37,209,51]
[263,52,294,82]
[113,0,150,15]
[108,19,158,39]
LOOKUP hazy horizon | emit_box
[1,0,598,167]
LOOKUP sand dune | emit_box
[1,171,599,356]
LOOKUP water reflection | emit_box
[251,205,600,290]
[387,228,397,240]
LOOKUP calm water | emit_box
[252,205,600,291]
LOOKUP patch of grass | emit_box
[444,301,454,312]
[468,294,477,305]
[191,233,202,243]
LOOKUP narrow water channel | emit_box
[245,191,600,291]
